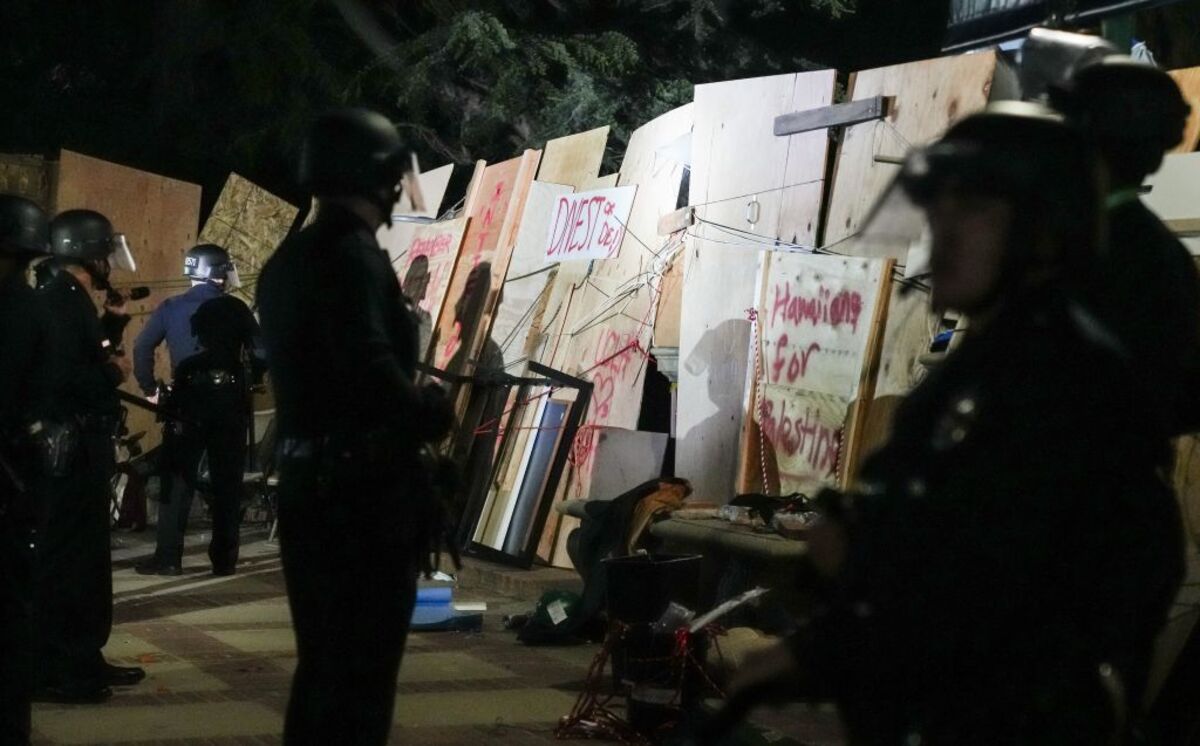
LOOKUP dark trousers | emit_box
[156,420,245,571]
[277,451,419,746]
[0,507,33,746]
[33,431,114,687]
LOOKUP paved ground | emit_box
[30,526,844,745]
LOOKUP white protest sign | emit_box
[543,185,637,263]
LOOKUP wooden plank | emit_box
[537,126,610,190]
[653,251,685,349]
[1167,217,1200,236]
[678,71,836,504]
[657,207,695,236]
[824,51,998,249]
[55,150,202,449]
[774,95,889,137]
[1169,66,1200,155]
[431,152,538,374]
[199,173,299,304]
[837,260,894,484]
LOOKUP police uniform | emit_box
[258,199,434,744]
[35,270,126,695]
[132,280,224,391]
[784,105,1185,745]
[33,209,143,702]
[164,295,260,574]
[134,279,259,574]
[796,288,1183,744]
[0,265,49,745]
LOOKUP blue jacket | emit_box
[133,282,224,395]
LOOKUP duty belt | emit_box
[278,428,417,465]
[181,369,241,388]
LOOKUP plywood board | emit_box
[54,150,202,449]
[1169,67,1200,154]
[377,162,455,266]
[537,126,609,190]
[0,153,53,208]
[394,217,469,361]
[199,173,299,303]
[824,51,998,248]
[431,151,540,374]
[749,253,888,494]
[1144,152,1200,256]
[490,181,574,372]
[677,71,836,504]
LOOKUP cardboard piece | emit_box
[377,162,455,266]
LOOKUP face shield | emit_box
[109,233,137,273]
[839,174,933,286]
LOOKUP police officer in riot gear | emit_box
[34,209,145,703]
[0,194,51,745]
[1052,56,1200,436]
[722,104,1183,744]
[257,108,455,745]
[133,243,259,576]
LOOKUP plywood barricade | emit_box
[533,105,694,566]
[1169,67,1200,154]
[677,71,836,505]
[820,52,999,481]
[199,173,299,305]
[54,150,203,449]
[468,129,614,562]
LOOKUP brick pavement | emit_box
[29,531,844,745]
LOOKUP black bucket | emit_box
[603,553,702,625]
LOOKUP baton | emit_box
[116,390,197,426]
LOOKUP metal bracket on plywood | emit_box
[657,206,695,236]
[774,95,892,137]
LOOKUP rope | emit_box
[747,307,773,496]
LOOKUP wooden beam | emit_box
[774,95,890,137]
[1166,217,1200,237]
[657,206,695,236]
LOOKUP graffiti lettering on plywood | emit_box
[759,255,885,400]
[757,385,846,488]
[544,185,637,263]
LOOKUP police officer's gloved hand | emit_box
[415,383,455,444]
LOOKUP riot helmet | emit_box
[0,194,50,259]
[1052,56,1191,186]
[896,101,1102,311]
[48,209,136,288]
[184,243,240,288]
[1019,28,1117,102]
[298,108,411,223]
